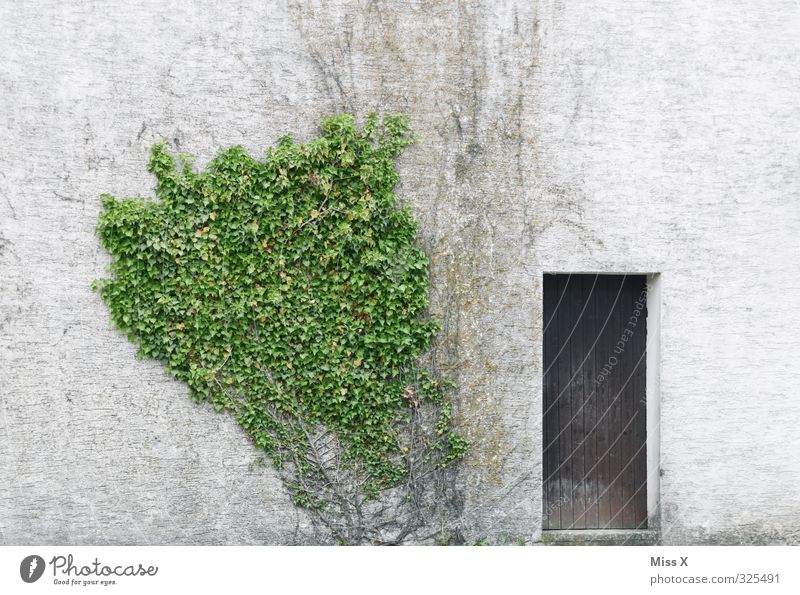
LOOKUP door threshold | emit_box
[541,529,660,546]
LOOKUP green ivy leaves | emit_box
[94,114,466,502]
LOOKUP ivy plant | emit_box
[94,114,467,542]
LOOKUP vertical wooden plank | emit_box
[607,275,625,529]
[542,275,559,529]
[556,274,574,529]
[544,274,563,529]
[542,275,551,530]
[594,274,611,527]
[583,274,600,528]
[555,273,567,530]
[620,276,636,528]
[633,277,649,527]
[569,276,587,529]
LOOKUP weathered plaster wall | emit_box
[1,1,798,544]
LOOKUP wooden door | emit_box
[543,274,648,530]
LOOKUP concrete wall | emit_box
[1,0,799,544]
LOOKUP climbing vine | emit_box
[94,114,467,543]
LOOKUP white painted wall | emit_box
[1,0,798,544]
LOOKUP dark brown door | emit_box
[543,274,647,530]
